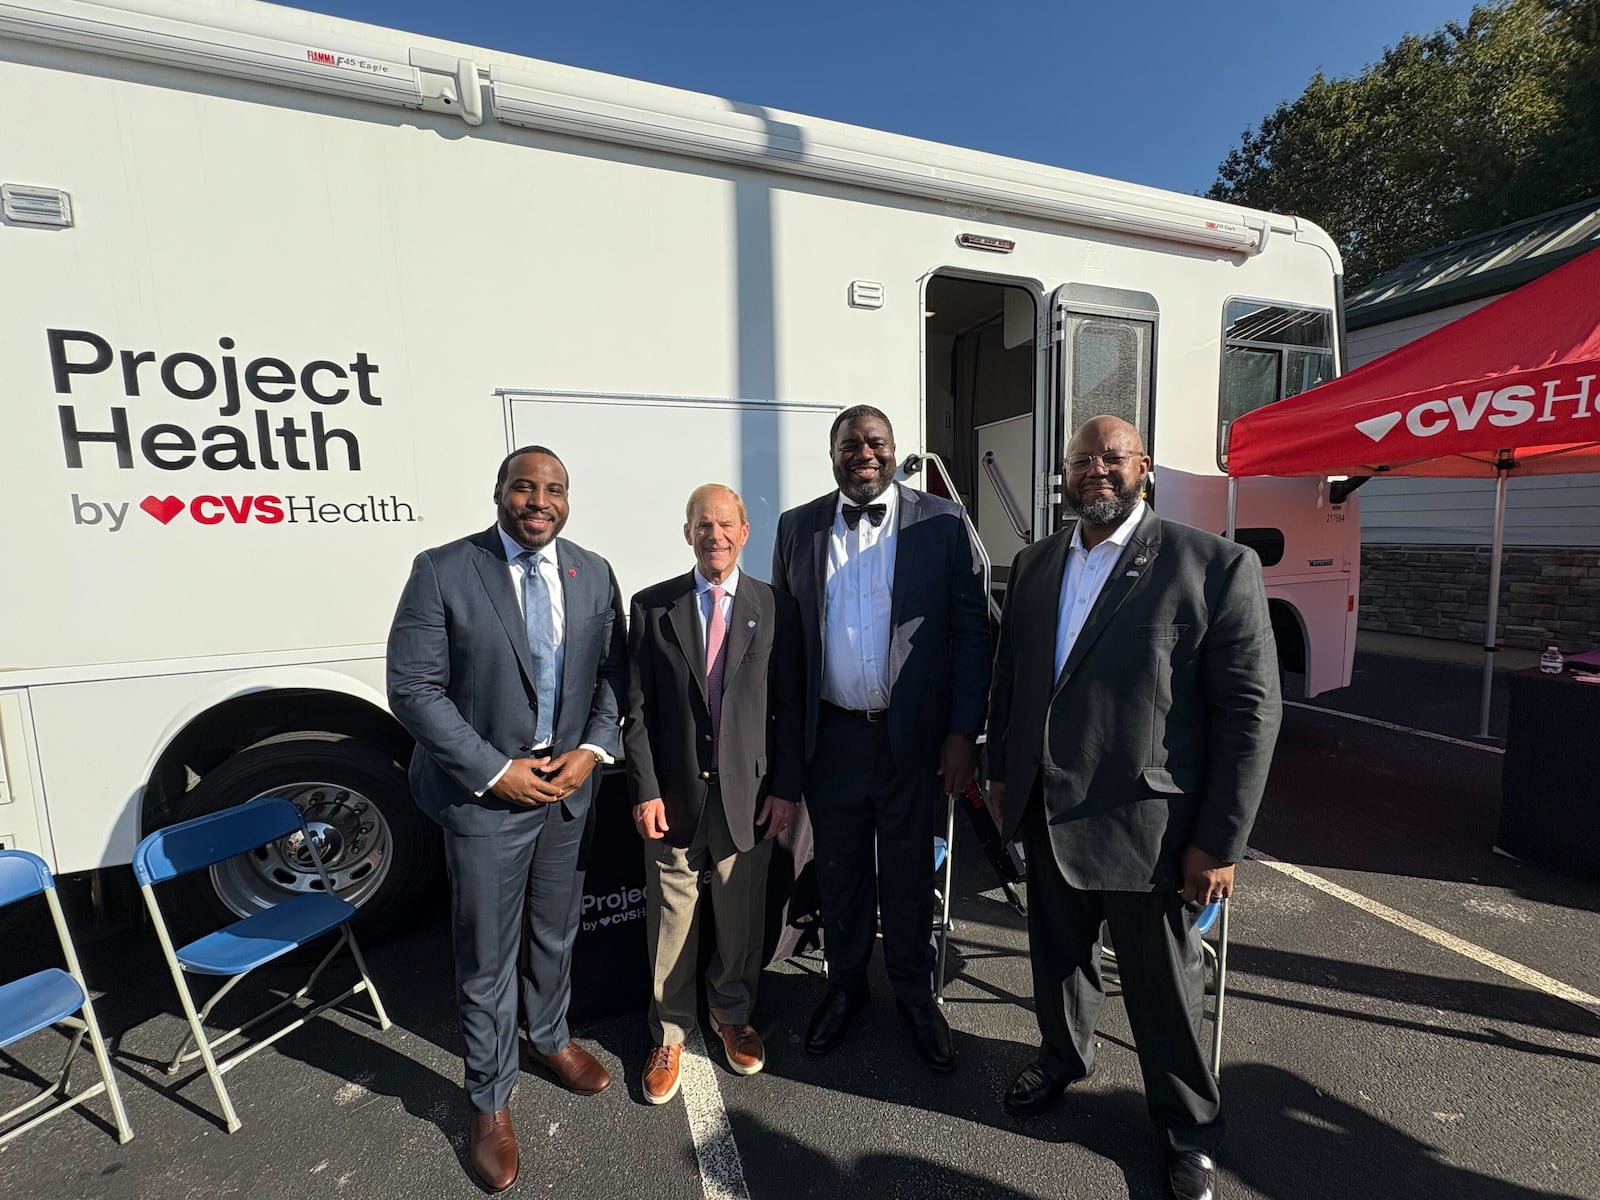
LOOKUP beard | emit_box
[838,470,893,505]
[1064,479,1139,526]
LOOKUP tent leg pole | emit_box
[1226,477,1237,541]
[1477,467,1510,739]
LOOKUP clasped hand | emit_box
[490,750,597,807]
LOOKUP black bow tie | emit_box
[842,502,887,529]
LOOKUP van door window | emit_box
[1067,315,1151,440]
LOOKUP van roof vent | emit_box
[2,184,74,228]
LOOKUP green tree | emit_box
[1209,0,1600,288]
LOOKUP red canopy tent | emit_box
[1227,245,1600,736]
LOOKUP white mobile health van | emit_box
[0,0,1360,933]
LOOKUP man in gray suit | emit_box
[625,483,804,1104]
[771,406,990,1072]
[987,416,1281,1200]
[387,445,625,1193]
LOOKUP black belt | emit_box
[823,700,889,725]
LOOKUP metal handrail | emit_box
[906,452,1002,624]
[981,450,1031,540]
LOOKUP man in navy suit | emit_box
[771,406,990,1072]
[387,445,626,1193]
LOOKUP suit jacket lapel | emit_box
[1031,528,1073,690]
[720,579,760,690]
[1055,510,1163,688]
[808,492,835,627]
[888,483,919,680]
[665,573,708,704]
[553,540,584,713]
[472,526,537,685]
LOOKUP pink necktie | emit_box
[705,586,727,766]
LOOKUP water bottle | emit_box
[1540,644,1564,674]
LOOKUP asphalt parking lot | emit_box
[2,646,1597,1200]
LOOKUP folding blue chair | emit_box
[132,797,391,1133]
[0,850,132,1146]
[934,792,955,1004]
[1195,898,1230,1077]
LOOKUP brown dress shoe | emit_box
[642,1043,683,1105]
[527,1041,611,1095]
[711,1017,765,1075]
[469,1106,519,1192]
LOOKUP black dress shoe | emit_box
[805,986,865,1055]
[1002,1058,1097,1117]
[1166,1149,1216,1200]
[896,999,955,1073]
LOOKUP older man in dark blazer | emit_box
[387,445,626,1194]
[625,483,803,1104]
[771,405,990,1072]
[987,416,1281,1200]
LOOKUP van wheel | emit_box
[162,736,438,944]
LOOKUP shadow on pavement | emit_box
[1226,943,1600,1040]
[1226,1062,1588,1199]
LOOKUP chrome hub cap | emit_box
[209,780,393,917]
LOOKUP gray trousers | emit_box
[645,784,773,1045]
[443,801,586,1114]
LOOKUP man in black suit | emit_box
[987,416,1281,1200]
[387,446,626,1193]
[625,483,804,1103]
[771,405,990,1072]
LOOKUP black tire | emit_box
[161,735,439,945]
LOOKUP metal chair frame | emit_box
[1102,896,1230,1077]
[132,797,391,1134]
[1199,898,1230,1076]
[0,850,132,1146]
[934,791,957,1004]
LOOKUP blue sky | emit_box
[298,0,1476,196]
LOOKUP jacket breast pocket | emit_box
[1135,623,1186,642]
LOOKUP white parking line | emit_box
[680,1026,752,1200]
[1245,849,1600,1022]
[1284,700,1505,754]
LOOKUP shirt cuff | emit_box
[477,759,513,797]
[579,743,615,766]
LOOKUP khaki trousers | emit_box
[645,784,773,1045]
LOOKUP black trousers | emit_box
[1023,790,1222,1154]
[805,704,938,1004]
[443,800,588,1113]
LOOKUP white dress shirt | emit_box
[821,484,899,711]
[482,527,613,795]
[1053,499,1147,679]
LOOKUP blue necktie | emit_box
[518,551,558,747]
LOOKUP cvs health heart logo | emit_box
[140,495,185,524]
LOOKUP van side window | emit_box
[1217,300,1332,466]
[1067,314,1152,448]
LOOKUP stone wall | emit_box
[1361,545,1600,651]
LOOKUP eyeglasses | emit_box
[1064,451,1137,472]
